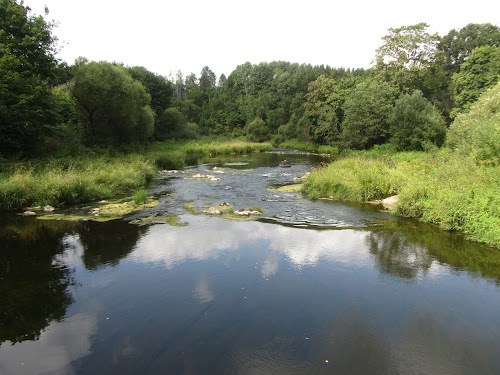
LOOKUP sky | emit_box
[24,0,500,79]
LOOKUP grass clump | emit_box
[132,189,148,205]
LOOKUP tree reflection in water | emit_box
[0,216,77,344]
[367,229,433,280]
[78,220,148,270]
[367,220,500,283]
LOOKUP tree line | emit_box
[1,0,499,158]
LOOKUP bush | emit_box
[245,118,269,142]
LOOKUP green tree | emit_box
[155,107,187,140]
[70,62,154,146]
[245,117,269,142]
[304,74,362,145]
[0,0,60,156]
[389,90,446,150]
[374,23,440,93]
[439,23,500,74]
[452,46,500,115]
[342,80,399,149]
[127,66,174,117]
[199,66,216,101]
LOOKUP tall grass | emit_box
[303,151,500,247]
[0,155,156,210]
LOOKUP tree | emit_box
[0,0,60,156]
[341,80,399,149]
[246,117,269,142]
[452,46,500,115]
[389,91,446,150]
[127,66,174,117]
[70,62,154,146]
[374,23,440,93]
[199,66,216,100]
[439,23,500,74]
[155,108,187,140]
[304,74,361,145]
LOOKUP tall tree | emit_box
[439,23,500,74]
[127,66,174,117]
[452,46,500,115]
[0,0,60,156]
[70,62,154,146]
[374,23,440,93]
[342,80,399,149]
[199,66,216,100]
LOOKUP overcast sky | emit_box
[24,0,499,79]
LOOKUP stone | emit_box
[203,207,223,215]
[382,195,399,211]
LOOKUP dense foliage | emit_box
[70,61,155,146]
[0,0,60,156]
[447,81,500,163]
[0,1,498,159]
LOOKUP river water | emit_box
[1,151,499,375]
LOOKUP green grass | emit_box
[0,155,156,210]
[303,150,500,247]
[0,139,272,211]
[132,189,149,204]
[278,139,318,152]
[148,139,273,169]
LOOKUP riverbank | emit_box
[0,140,272,211]
[303,150,500,248]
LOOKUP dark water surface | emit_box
[1,151,500,375]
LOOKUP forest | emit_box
[0,0,498,157]
[0,0,499,246]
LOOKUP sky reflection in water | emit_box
[1,153,500,374]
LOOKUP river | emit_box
[1,151,499,375]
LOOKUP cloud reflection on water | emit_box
[0,313,97,375]
[130,217,372,274]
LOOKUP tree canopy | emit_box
[70,62,154,146]
[0,0,60,156]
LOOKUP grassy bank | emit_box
[303,150,500,247]
[278,139,340,155]
[148,139,273,169]
[0,155,156,210]
[0,139,272,210]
